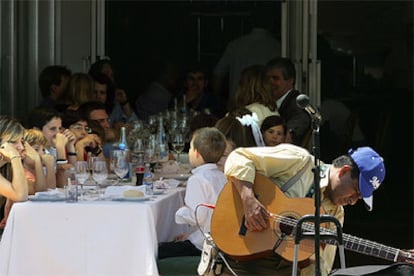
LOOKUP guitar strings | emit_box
[268,213,400,260]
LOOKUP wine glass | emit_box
[92,160,108,183]
[170,132,185,163]
[144,134,157,163]
[111,149,129,183]
[85,153,96,185]
[133,138,145,157]
[92,160,108,198]
[74,161,89,197]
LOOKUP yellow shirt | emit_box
[224,143,344,276]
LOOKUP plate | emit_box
[162,173,191,181]
[99,179,118,187]
[153,190,165,195]
[28,195,66,202]
[111,196,150,202]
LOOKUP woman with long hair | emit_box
[0,116,28,201]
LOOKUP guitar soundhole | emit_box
[279,216,295,236]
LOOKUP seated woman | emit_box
[59,72,95,111]
[234,64,279,127]
[260,115,289,146]
[0,116,29,231]
[0,116,28,202]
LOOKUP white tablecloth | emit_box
[0,187,187,276]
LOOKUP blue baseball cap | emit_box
[349,147,385,211]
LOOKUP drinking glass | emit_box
[93,160,108,198]
[133,138,144,154]
[74,161,89,191]
[92,160,108,183]
[85,153,96,185]
[144,134,157,164]
[171,132,185,163]
[111,150,129,182]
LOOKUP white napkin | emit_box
[34,189,65,199]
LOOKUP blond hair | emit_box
[235,64,276,111]
[0,116,25,144]
[23,129,47,147]
[66,73,95,106]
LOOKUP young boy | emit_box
[158,127,227,259]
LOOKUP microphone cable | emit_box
[195,203,237,276]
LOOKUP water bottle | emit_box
[157,116,168,160]
[118,126,132,181]
[135,152,145,186]
[143,163,153,196]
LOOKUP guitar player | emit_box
[220,144,385,276]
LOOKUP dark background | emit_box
[105,0,413,269]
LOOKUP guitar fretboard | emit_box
[276,216,410,263]
[325,232,399,262]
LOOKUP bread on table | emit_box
[123,190,144,198]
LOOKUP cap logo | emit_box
[369,176,381,190]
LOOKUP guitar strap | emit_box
[280,157,312,193]
[305,164,330,198]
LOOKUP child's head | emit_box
[23,129,47,154]
[261,115,286,146]
[189,127,226,167]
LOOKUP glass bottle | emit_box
[135,152,145,186]
[118,126,132,181]
[143,163,153,196]
[157,116,168,160]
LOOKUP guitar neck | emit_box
[322,230,412,263]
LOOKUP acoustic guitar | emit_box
[211,174,414,264]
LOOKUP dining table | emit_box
[0,182,188,276]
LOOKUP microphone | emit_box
[296,94,322,122]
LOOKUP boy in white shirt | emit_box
[158,127,227,259]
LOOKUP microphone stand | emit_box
[311,117,322,276]
[292,116,346,276]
